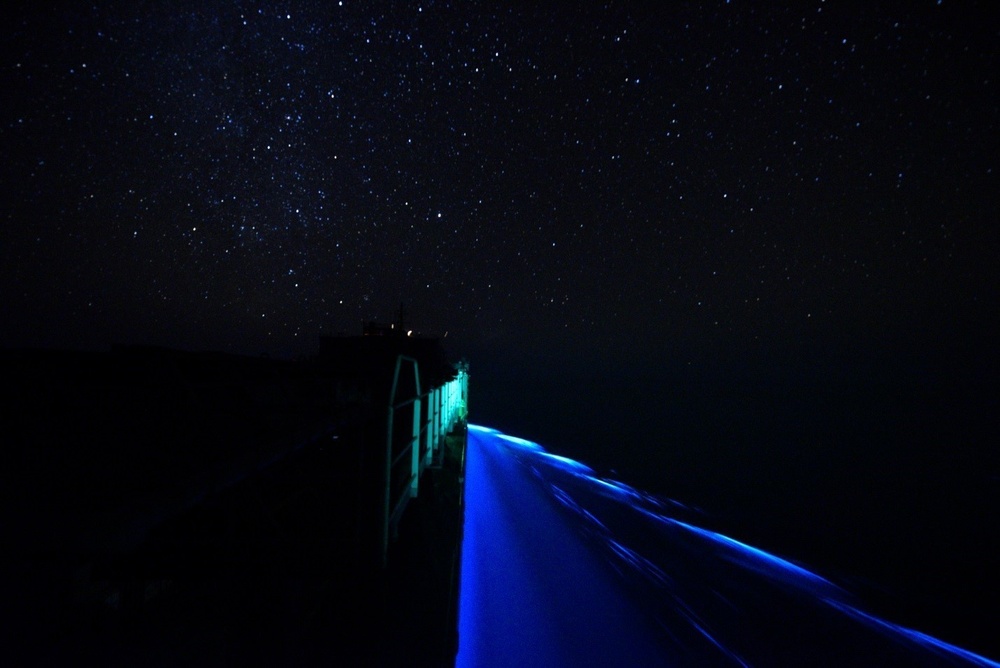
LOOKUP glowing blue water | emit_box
[457,424,999,667]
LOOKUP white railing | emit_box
[381,357,469,566]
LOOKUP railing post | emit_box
[447,379,454,429]
[430,387,437,451]
[458,373,464,420]
[438,385,445,443]
[435,388,441,459]
[410,397,421,497]
[452,377,458,425]
[427,391,435,467]
[443,383,448,434]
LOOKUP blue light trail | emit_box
[456,424,999,667]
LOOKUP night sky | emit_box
[2,1,996,365]
[2,0,1000,656]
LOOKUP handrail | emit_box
[381,357,469,567]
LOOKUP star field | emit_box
[1,1,996,364]
[3,3,1000,658]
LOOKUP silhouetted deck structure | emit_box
[1,338,468,666]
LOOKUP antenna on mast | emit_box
[397,302,407,334]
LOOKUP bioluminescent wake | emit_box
[456,424,999,667]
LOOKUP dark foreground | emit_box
[1,346,466,667]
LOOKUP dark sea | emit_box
[467,342,999,661]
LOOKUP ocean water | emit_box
[467,348,999,660]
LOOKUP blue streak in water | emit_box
[497,433,544,451]
[823,598,1000,667]
[536,451,594,474]
[686,617,751,668]
[549,484,609,532]
[583,475,646,504]
[639,509,839,593]
[606,538,673,588]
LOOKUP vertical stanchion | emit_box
[424,391,433,467]
[410,398,421,497]
[445,381,451,431]
[430,387,441,460]
[437,386,444,447]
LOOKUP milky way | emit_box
[2,1,996,362]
